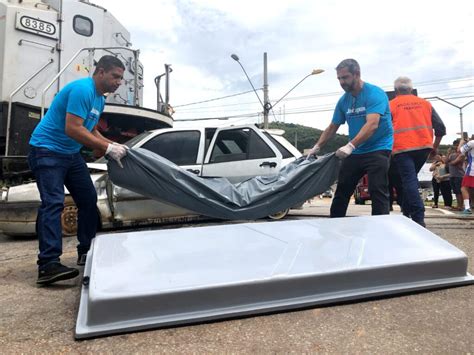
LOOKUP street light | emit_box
[231,53,324,129]
[427,96,474,139]
[271,68,325,109]
[230,54,264,108]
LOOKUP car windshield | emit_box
[93,131,153,164]
[124,131,153,148]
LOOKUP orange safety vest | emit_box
[390,95,434,155]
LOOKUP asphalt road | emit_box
[1,201,473,354]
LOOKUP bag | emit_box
[108,148,341,220]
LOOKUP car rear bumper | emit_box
[0,202,39,236]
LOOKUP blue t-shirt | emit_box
[30,77,105,154]
[332,82,393,154]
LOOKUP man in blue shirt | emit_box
[307,59,393,217]
[28,55,128,285]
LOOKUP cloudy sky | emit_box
[95,0,473,143]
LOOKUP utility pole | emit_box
[231,52,323,130]
[263,52,269,129]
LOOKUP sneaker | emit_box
[431,204,438,208]
[461,208,472,215]
[77,254,87,266]
[37,263,79,285]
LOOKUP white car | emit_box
[0,125,301,236]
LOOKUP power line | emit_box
[176,99,265,111]
[419,86,474,96]
[174,93,474,122]
[276,77,473,104]
[174,89,262,108]
[175,87,472,115]
[172,76,473,121]
[175,90,474,117]
[174,110,262,121]
[413,76,474,86]
[175,75,473,109]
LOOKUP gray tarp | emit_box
[108,148,340,220]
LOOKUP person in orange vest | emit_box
[390,76,446,227]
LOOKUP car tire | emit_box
[267,208,290,220]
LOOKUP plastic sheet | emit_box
[75,216,474,339]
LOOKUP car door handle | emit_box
[259,161,277,168]
[186,169,200,174]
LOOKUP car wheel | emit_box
[61,204,78,237]
[268,208,290,220]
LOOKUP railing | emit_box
[18,39,56,53]
[114,32,132,47]
[41,46,140,118]
[5,58,54,156]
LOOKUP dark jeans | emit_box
[432,178,452,207]
[331,150,391,217]
[449,176,463,195]
[393,148,431,226]
[28,147,98,269]
[388,160,403,208]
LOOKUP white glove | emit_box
[335,142,355,159]
[306,144,321,159]
[106,143,128,168]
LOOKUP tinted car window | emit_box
[141,131,200,165]
[210,128,275,163]
[262,132,294,159]
[248,130,275,159]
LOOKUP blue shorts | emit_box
[450,177,463,194]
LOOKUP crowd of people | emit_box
[429,137,473,213]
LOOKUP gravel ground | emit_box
[0,204,473,354]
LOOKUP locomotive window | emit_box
[73,15,93,37]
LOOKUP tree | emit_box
[268,122,451,156]
[268,122,348,154]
